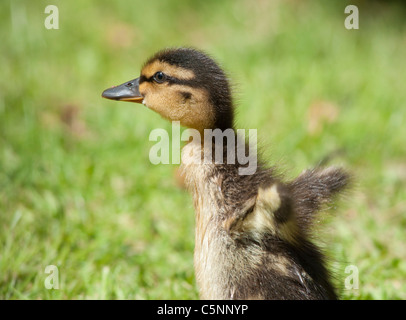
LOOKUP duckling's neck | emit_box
[180,134,262,299]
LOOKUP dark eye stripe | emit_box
[166,76,201,88]
[139,74,201,89]
[139,75,152,84]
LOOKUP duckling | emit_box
[102,47,350,300]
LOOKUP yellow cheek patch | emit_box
[138,82,149,93]
[142,61,195,80]
[143,82,215,132]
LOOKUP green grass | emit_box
[1,0,405,299]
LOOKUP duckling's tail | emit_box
[289,166,351,232]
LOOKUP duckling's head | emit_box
[102,48,234,132]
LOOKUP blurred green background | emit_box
[1,0,405,299]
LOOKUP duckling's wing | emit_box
[223,166,350,243]
[223,182,300,244]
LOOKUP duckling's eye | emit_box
[153,71,166,83]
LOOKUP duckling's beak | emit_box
[101,78,143,103]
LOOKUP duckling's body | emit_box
[182,137,344,299]
[102,47,349,300]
